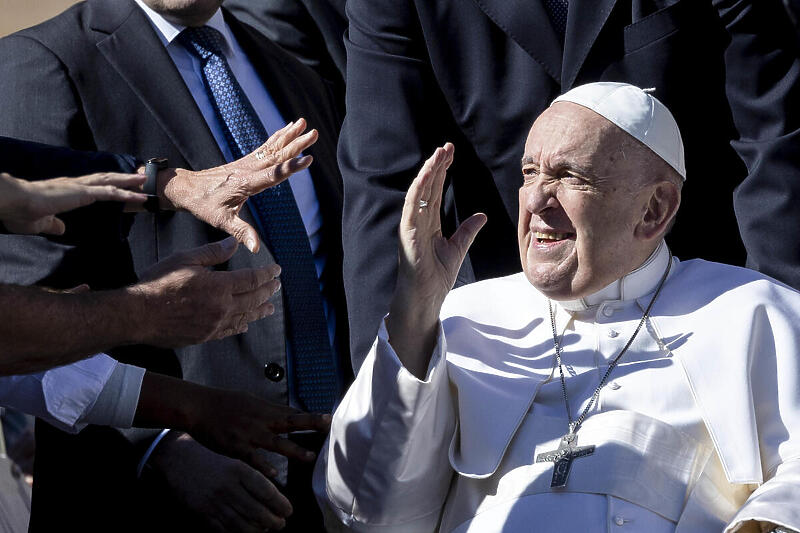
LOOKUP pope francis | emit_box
[314,83,800,532]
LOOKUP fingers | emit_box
[226,263,281,294]
[240,468,293,528]
[402,144,453,230]
[185,236,240,267]
[254,435,317,462]
[277,412,332,434]
[244,132,317,194]
[82,184,148,204]
[227,472,288,532]
[221,216,261,254]
[231,280,280,313]
[75,172,147,189]
[449,212,487,259]
[269,154,313,187]
[431,142,454,211]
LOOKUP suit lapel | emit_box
[561,0,618,89]
[89,0,224,170]
[470,0,563,82]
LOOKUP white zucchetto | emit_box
[552,82,686,180]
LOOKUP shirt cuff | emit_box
[81,363,145,428]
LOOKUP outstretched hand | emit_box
[132,237,282,347]
[162,119,318,253]
[387,143,486,377]
[0,172,147,235]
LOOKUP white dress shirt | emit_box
[0,354,144,432]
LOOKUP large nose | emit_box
[523,177,559,215]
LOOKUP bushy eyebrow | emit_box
[521,155,594,178]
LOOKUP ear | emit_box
[635,180,681,241]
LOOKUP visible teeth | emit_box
[534,231,568,240]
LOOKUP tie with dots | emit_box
[544,0,569,43]
[179,26,338,413]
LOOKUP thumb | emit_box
[223,217,260,253]
[186,236,240,267]
[449,213,487,259]
[38,216,67,236]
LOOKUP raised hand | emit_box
[130,237,281,347]
[161,119,318,253]
[387,143,486,377]
[0,171,147,235]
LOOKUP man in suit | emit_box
[338,0,800,370]
[0,1,348,531]
[224,0,347,101]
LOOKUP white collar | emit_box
[134,1,235,56]
[558,240,672,312]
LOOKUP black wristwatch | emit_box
[143,157,168,212]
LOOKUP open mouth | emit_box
[534,231,575,244]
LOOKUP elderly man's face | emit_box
[142,0,223,26]
[518,102,661,300]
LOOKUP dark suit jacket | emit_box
[0,136,139,290]
[225,0,347,98]
[0,1,347,530]
[339,0,800,369]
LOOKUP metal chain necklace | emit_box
[535,251,673,488]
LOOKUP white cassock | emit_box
[315,242,800,532]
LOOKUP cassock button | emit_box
[614,516,625,526]
[264,362,285,382]
[607,329,619,338]
[609,381,621,390]
[602,306,615,317]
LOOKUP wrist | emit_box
[118,283,155,345]
[158,167,187,211]
[0,173,31,220]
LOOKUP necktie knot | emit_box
[178,25,226,60]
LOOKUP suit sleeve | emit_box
[724,0,800,290]
[315,321,456,532]
[340,0,460,371]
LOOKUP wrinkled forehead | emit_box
[523,102,631,170]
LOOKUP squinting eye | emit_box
[522,167,539,180]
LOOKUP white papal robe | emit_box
[315,242,800,532]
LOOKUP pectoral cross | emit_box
[535,433,595,488]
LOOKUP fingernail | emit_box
[287,120,294,128]
[246,238,257,252]
[273,280,281,293]
[273,264,282,276]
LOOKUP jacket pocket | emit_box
[624,0,686,53]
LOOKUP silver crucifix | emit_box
[535,433,595,488]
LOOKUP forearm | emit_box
[132,371,212,432]
[0,284,145,375]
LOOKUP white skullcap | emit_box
[552,82,686,180]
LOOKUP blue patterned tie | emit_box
[544,0,569,43]
[179,26,338,412]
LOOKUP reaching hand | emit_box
[150,434,294,532]
[0,172,146,235]
[387,143,486,377]
[162,119,318,253]
[184,386,331,473]
[131,237,281,347]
